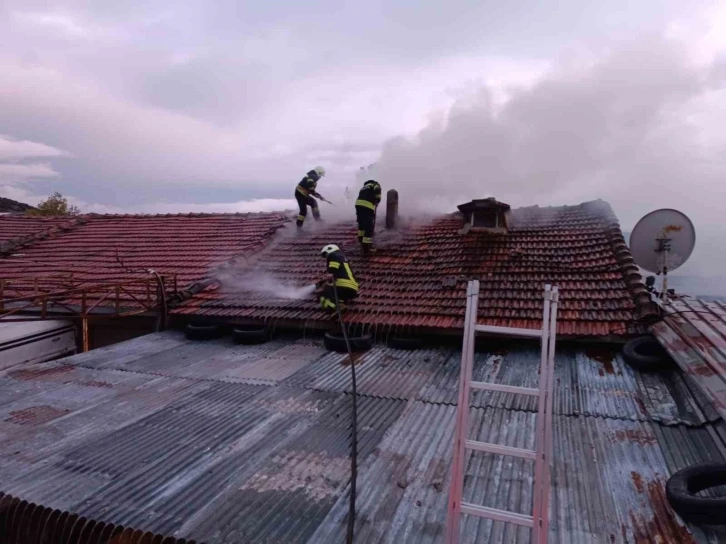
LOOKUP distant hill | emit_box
[0,197,35,214]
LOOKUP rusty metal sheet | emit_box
[311,404,726,544]
[653,298,726,421]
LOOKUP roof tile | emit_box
[1,201,649,336]
[0,213,289,307]
[182,200,645,336]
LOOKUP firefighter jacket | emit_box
[327,250,359,292]
[355,180,381,211]
[296,170,320,197]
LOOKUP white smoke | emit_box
[367,36,725,220]
[216,270,317,300]
[360,34,726,286]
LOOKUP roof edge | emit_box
[82,211,290,219]
[602,217,659,321]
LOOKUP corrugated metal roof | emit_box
[50,332,719,425]
[311,403,726,543]
[0,330,724,543]
[652,297,726,421]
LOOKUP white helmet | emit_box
[321,244,339,257]
[314,166,326,177]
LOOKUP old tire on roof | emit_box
[324,331,373,353]
[622,336,669,372]
[233,327,270,345]
[185,323,223,341]
[666,462,726,525]
[387,336,423,350]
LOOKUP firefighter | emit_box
[355,179,382,254]
[317,244,359,312]
[295,166,326,228]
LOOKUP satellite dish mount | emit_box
[655,231,674,302]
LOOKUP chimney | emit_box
[385,189,398,229]
[457,198,511,235]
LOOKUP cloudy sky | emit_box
[1,1,726,278]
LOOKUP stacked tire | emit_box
[323,331,372,353]
[666,463,726,526]
[184,323,271,345]
[622,336,671,372]
[184,323,223,341]
[233,327,270,345]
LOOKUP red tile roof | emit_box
[0,213,289,308]
[0,216,82,246]
[176,200,650,337]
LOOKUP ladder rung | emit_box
[460,502,534,527]
[465,440,536,460]
[470,381,540,396]
[475,325,542,338]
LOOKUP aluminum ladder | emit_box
[445,280,559,544]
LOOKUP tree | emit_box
[26,192,81,217]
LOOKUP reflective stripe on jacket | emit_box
[355,199,376,211]
[356,181,381,209]
[327,251,359,292]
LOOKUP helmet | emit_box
[321,244,339,257]
[314,166,326,178]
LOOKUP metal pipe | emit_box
[660,237,671,305]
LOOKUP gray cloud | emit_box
[0,135,67,160]
[1,0,706,127]
[0,0,724,288]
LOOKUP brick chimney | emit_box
[457,198,511,234]
[385,189,398,229]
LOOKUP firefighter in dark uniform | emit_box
[355,179,381,254]
[295,166,326,228]
[317,244,359,312]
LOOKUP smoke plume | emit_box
[362,35,726,280]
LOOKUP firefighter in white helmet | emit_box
[295,166,327,228]
[316,244,359,312]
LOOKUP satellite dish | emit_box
[629,209,696,274]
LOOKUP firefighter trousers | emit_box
[355,205,375,249]
[296,192,320,227]
[320,284,358,312]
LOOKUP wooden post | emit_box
[385,189,398,229]
[81,291,89,352]
[157,277,168,332]
[82,318,89,353]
